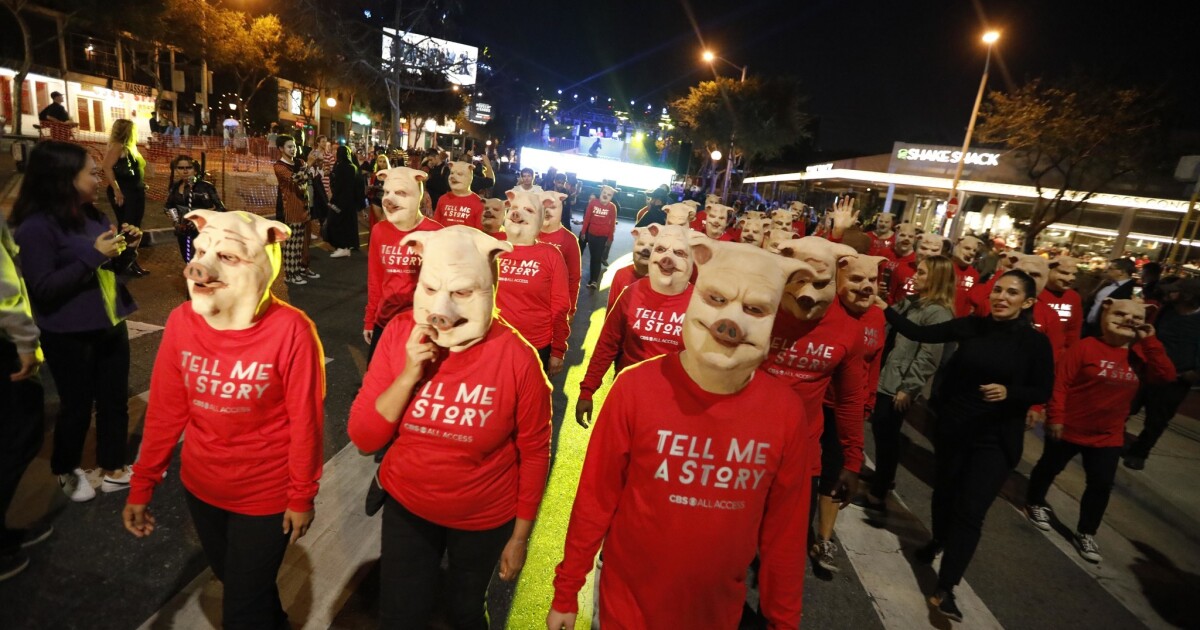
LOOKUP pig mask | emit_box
[705,194,721,207]
[683,237,815,380]
[894,223,918,256]
[664,203,696,227]
[770,207,799,233]
[631,225,657,275]
[1100,298,1155,345]
[874,212,896,236]
[504,190,544,245]
[916,233,947,262]
[777,236,857,321]
[1012,254,1051,295]
[538,191,568,232]
[953,236,984,267]
[482,198,506,234]
[837,254,887,314]
[704,204,733,238]
[1048,256,1081,292]
[376,167,428,230]
[739,217,768,247]
[184,210,290,331]
[447,161,475,196]
[402,226,513,350]
[646,224,693,294]
[599,185,617,204]
[762,230,797,254]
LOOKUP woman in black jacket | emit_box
[164,155,225,263]
[881,269,1054,623]
[326,145,362,258]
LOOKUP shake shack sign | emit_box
[896,146,1001,167]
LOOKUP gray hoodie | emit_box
[0,220,40,355]
[877,296,953,397]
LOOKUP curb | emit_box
[141,227,175,248]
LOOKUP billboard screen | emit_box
[519,147,675,190]
[382,29,478,86]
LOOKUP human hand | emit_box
[94,226,125,258]
[1135,323,1156,340]
[548,356,564,376]
[893,391,912,412]
[282,509,314,544]
[1047,423,1064,440]
[1025,407,1046,429]
[363,329,374,345]
[871,295,889,310]
[829,197,859,235]
[113,189,126,207]
[402,324,439,383]
[11,351,41,381]
[498,537,527,581]
[833,468,860,509]
[546,610,577,630]
[575,400,594,429]
[123,503,156,538]
[979,383,1008,402]
[119,223,143,249]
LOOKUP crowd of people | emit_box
[2,136,1199,630]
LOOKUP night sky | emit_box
[463,0,1199,158]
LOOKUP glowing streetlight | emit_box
[485,140,492,146]
[325,97,336,107]
[451,85,459,92]
[702,50,715,63]
[424,118,438,133]
[702,50,748,202]
[710,149,722,161]
[982,30,1001,44]
[228,103,237,111]
[945,30,1002,236]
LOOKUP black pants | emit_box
[869,392,907,498]
[0,339,44,554]
[537,345,552,375]
[817,406,844,496]
[367,322,387,364]
[932,426,1012,592]
[1127,380,1191,459]
[380,496,513,630]
[107,184,146,228]
[40,322,130,474]
[1027,439,1121,535]
[185,490,290,630]
[584,234,609,284]
[176,231,197,263]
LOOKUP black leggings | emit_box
[868,392,907,498]
[1128,380,1190,459]
[0,339,44,552]
[1027,438,1121,535]
[380,496,514,629]
[932,426,1013,592]
[584,233,609,284]
[107,184,146,228]
[40,322,130,474]
[185,490,290,630]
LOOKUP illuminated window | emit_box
[290,89,302,115]
[76,98,91,130]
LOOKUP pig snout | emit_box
[184,262,217,284]
[707,319,745,346]
[655,257,677,274]
[428,313,458,331]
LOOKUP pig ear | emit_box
[184,209,218,231]
[541,198,556,208]
[401,231,434,256]
[258,218,292,245]
[505,190,518,204]
[837,256,852,270]
[630,227,641,239]
[554,192,567,203]
[648,224,661,237]
[1101,298,1115,311]
[688,209,697,221]
[691,242,714,266]
[779,257,817,285]
[471,230,514,261]
[374,170,388,183]
[411,170,428,184]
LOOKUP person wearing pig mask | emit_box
[363,167,443,358]
[549,239,813,630]
[762,228,798,254]
[1024,298,1174,563]
[738,215,768,248]
[433,161,485,230]
[125,211,325,630]
[771,205,805,239]
[349,227,552,629]
[663,202,696,230]
[576,224,694,428]
[481,197,506,240]
[581,185,619,289]
[537,191,582,316]
[889,232,947,304]
[949,236,984,316]
[879,221,918,297]
[688,198,708,232]
[1044,256,1084,347]
[704,203,737,241]
[496,190,571,375]
[607,227,654,311]
[867,211,896,255]
[766,237,868,573]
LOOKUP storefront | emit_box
[1,67,157,141]
[744,141,1194,262]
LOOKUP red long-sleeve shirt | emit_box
[888,257,919,305]
[552,353,810,628]
[434,192,484,229]
[953,263,980,317]
[868,232,895,256]
[537,226,583,316]
[580,279,693,400]
[348,315,552,529]
[364,217,442,329]
[581,199,617,239]
[1044,287,1084,349]
[607,264,647,311]
[824,304,885,414]
[1049,336,1176,447]
[130,299,325,515]
[766,302,868,474]
[496,242,571,358]
[880,250,914,301]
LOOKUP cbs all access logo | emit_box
[897,147,1001,167]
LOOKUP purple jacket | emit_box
[14,211,138,333]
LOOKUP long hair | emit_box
[109,119,144,167]
[917,255,957,314]
[9,141,99,231]
[335,144,354,168]
[374,155,390,172]
[996,269,1038,322]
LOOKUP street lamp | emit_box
[709,150,723,196]
[702,50,748,202]
[325,97,336,107]
[945,30,1001,236]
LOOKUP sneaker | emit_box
[101,468,132,493]
[15,523,53,549]
[286,274,308,286]
[1123,456,1145,471]
[0,552,30,582]
[1026,504,1052,531]
[929,589,963,622]
[915,539,943,565]
[809,538,839,573]
[1074,532,1102,563]
[330,248,351,258]
[58,469,96,502]
[302,268,321,279]
[587,281,599,290]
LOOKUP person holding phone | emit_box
[164,154,225,263]
[10,141,140,503]
[101,119,149,277]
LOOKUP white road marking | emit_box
[127,321,165,340]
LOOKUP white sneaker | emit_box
[302,268,321,279]
[286,274,307,286]
[1026,504,1052,531]
[1075,532,1102,563]
[330,248,351,258]
[101,468,132,493]
[59,469,96,502]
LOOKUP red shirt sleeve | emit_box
[864,342,883,414]
[756,407,812,628]
[548,250,572,359]
[1048,341,1085,425]
[364,224,384,329]
[348,318,409,453]
[580,286,630,400]
[834,333,868,473]
[282,316,326,512]
[581,200,594,237]
[1135,335,1177,385]
[562,234,582,315]
[514,346,553,521]
[129,313,190,506]
[552,375,634,614]
[1063,290,1083,349]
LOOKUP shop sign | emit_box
[896,147,1000,166]
[351,111,372,125]
[469,102,492,124]
[805,163,834,173]
[111,80,153,97]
